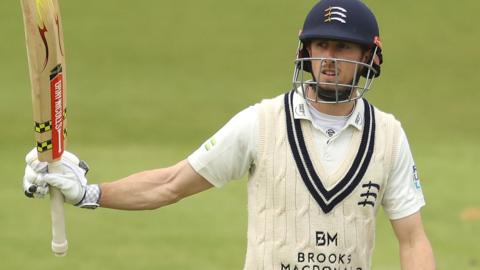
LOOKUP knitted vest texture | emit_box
[244,92,400,270]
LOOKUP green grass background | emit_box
[1,0,479,269]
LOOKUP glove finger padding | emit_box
[25,149,48,174]
[42,155,89,204]
[23,148,89,204]
[34,185,50,198]
[23,163,49,198]
[42,172,86,204]
[60,157,88,186]
[61,151,80,167]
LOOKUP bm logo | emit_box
[316,231,338,247]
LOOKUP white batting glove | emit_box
[23,148,91,205]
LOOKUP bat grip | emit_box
[48,161,68,256]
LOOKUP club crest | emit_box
[358,181,380,208]
[324,6,347,24]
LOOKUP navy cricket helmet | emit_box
[301,0,381,50]
[293,0,384,103]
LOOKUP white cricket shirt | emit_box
[188,92,425,220]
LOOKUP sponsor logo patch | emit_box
[295,104,305,117]
[204,137,217,151]
[413,165,422,190]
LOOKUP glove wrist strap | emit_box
[76,184,101,209]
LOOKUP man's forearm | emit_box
[97,160,213,210]
[399,235,435,270]
[99,166,181,210]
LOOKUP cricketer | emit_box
[23,0,436,269]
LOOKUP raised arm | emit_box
[23,150,212,211]
[391,212,435,270]
[23,106,256,210]
[100,159,213,210]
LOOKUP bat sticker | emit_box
[34,120,52,133]
[49,64,64,159]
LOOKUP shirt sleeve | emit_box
[187,105,258,187]
[382,127,426,220]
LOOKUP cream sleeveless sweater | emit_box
[244,91,401,270]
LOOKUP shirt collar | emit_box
[291,91,364,131]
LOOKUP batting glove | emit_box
[23,149,97,207]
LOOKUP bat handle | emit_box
[48,161,68,256]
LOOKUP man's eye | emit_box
[316,41,328,48]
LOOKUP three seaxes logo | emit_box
[324,6,348,24]
[358,181,380,207]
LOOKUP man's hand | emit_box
[23,149,90,205]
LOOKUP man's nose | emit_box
[320,47,337,67]
[323,46,336,58]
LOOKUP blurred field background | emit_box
[1,0,479,269]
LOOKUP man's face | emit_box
[307,39,369,93]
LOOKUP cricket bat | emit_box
[21,0,68,256]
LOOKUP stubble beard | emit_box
[308,82,355,102]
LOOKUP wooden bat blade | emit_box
[21,0,67,163]
[21,0,68,256]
